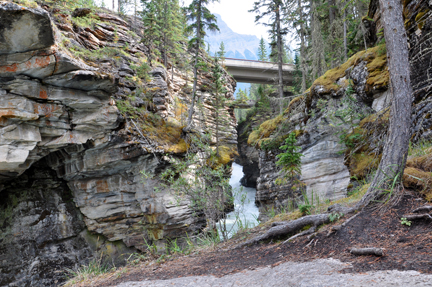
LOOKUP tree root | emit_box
[403,213,432,221]
[412,206,432,213]
[237,214,330,248]
[327,212,361,236]
[350,247,384,256]
[283,226,316,244]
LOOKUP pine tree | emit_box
[141,0,162,65]
[160,0,185,67]
[141,0,185,68]
[258,37,268,62]
[184,0,220,131]
[211,55,228,155]
[217,41,226,64]
[250,0,288,114]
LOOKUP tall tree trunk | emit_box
[329,0,336,68]
[358,0,413,207]
[185,3,202,131]
[343,8,347,61]
[276,5,284,114]
[310,0,326,79]
[163,1,168,68]
[298,0,307,92]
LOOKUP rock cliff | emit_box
[0,2,237,286]
[240,0,432,211]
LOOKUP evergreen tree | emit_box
[160,0,185,67]
[141,0,185,67]
[184,0,220,131]
[141,0,162,65]
[211,55,228,154]
[250,0,288,114]
[218,41,226,64]
[292,53,303,94]
[257,37,268,62]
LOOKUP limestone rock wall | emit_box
[0,2,237,286]
[250,46,389,210]
[244,0,432,211]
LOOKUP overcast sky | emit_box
[101,0,277,44]
[181,0,271,43]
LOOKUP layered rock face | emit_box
[250,45,390,209]
[236,120,259,187]
[244,0,432,211]
[0,2,237,286]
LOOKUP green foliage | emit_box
[329,212,343,222]
[258,37,268,61]
[185,0,220,51]
[69,45,129,63]
[400,217,412,226]
[130,62,151,81]
[65,255,113,285]
[276,132,303,180]
[217,41,226,59]
[298,203,312,215]
[408,140,432,157]
[160,133,234,240]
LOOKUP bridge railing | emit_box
[221,57,295,67]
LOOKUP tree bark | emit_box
[343,8,347,61]
[329,0,336,68]
[298,0,307,92]
[185,2,202,131]
[358,0,413,208]
[276,5,284,115]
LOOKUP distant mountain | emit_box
[205,14,262,61]
[205,14,264,96]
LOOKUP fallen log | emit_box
[350,247,384,256]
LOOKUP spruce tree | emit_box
[257,37,268,62]
[250,0,288,114]
[141,0,162,65]
[141,0,185,68]
[184,0,220,132]
[160,0,185,67]
[218,41,226,64]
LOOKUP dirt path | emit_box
[115,258,432,287]
[88,193,432,287]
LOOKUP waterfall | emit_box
[218,163,259,239]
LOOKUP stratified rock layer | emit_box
[0,2,237,286]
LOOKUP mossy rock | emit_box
[403,167,432,201]
[311,45,388,97]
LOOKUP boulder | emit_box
[0,2,55,55]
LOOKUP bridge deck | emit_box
[222,58,294,85]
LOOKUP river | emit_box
[218,163,260,239]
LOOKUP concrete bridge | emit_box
[222,58,295,85]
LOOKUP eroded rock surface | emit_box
[0,2,237,286]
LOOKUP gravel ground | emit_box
[115,258,432,287]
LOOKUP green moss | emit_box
[403,167,432,201]
[311,45,388,96]
[284,95,305,115]
[208,145,239,167]
[247,115,285,146]
[349,153,380,179]
[415,9,430,30]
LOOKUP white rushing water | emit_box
[218,163,259,239]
